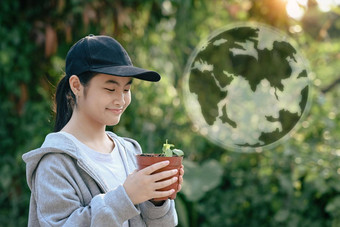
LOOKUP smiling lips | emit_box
[106,108,124,114]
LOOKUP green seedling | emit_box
[162,139,184,157]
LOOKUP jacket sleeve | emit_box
[139,200,178,226]
[33,153,140,227]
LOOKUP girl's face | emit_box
[76,73,132,127]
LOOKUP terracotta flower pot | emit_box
[136,154,183,201]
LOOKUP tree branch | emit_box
[321,77,340,93]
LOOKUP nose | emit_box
[114,91,125,107]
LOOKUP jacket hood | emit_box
[22,133,80,190]
[22,132,141,191]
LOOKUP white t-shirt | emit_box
[58,132,129,227]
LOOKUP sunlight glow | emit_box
[316,0,340,12]
[286,0,307,20]
[285,0,340,20]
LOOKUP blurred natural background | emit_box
[1,0,340,226]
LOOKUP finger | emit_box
[154,176,178,190]
[151,169,178,182]
[178,174,183,192]
[140,161,170,175]
[177,184,182,192]
[153,189,175,199]
[178,175,183,185]
[180,167,184,176]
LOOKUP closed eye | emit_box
[105,88,115,92]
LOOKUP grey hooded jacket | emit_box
[22,132,178,227]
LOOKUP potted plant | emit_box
[136,140,184,200]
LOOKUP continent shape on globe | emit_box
[184,24,311,151]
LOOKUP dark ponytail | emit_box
[54,71,97,132]
[54,76,75,132]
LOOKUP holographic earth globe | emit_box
[183,23,311,152]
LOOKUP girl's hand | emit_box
[150,164,185,206]
[123,161,178,205]
[177,165,185,192]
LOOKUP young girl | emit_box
[23,35,184,226]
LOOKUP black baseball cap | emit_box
[65,35,161,82]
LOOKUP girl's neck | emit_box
[61,111,114,153]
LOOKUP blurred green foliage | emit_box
[1,0,340,226]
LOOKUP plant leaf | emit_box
[162,139,175,153]
[164,148,173,157]
[181,159,223,202]
[173,149,184,156]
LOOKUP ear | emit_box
[69,75,84,96]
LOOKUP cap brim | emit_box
[90,65,161,82]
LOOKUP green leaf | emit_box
[181,159,223,202]
[162,139,174,153]
[164,148,173,157]
[274,210,290,222]
[326,196,340,216]
[173,149,184,156]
